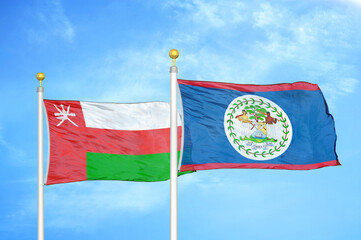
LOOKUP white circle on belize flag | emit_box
[224,95,293,161]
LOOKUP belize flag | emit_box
[178,79,340,172]
[43,100,188,185]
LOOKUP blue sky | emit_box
[1,0,361,239]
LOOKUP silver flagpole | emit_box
[37,72,45,240]
[169,49,179,240]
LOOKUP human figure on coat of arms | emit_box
[265,112,278,140]
[235,110,252,138]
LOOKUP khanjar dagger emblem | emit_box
[224,95,293,160]
[53,104,78,127]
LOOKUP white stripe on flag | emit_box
[80,101,181,130]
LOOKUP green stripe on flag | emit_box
[86,152,191,182]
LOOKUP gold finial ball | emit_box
[169,49,179,60]
[36,72,45,81]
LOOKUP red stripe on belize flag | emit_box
[180,161,340,171]
[44,100,182,185]
[177,79,320,92]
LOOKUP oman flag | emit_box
[44,100,183,185]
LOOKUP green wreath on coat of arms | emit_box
[224,95,293,161]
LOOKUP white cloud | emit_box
[333,0,361,7]
[320,77,359,108]
[29,0,75,43]
[294,26,316,45]
[165,0,246,28]
[253,2,284,28]
[0,126,26,161]
[338,78,359,93]
[78,47,172,103]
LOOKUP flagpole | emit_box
[169,49,179,240]
[37,72,45,240]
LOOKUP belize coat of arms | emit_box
[224,95,293,160]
